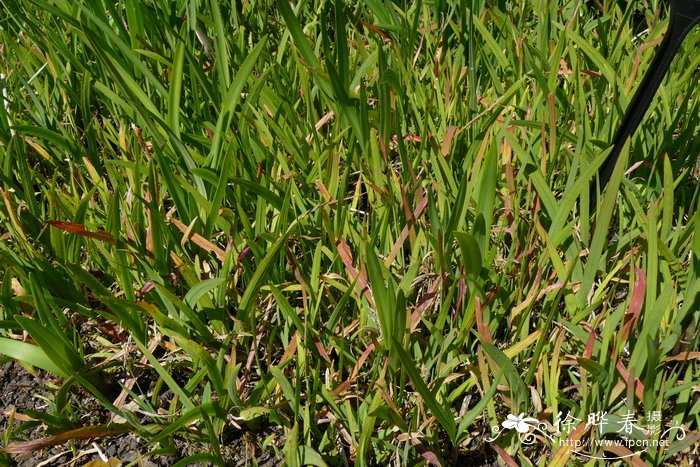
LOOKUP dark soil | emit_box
[0,362,282,466]
[0,360,505,466]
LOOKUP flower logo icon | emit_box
[502,413,540,433]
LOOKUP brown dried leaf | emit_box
[665,351,700,362]
[169,217,226,261]
[5,424,133,453]
[440,126,459,156]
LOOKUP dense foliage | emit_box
[0,0,699,464]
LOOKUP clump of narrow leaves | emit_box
[0,0,699,465]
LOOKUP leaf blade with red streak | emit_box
[48,220,115,244]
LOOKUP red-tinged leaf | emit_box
[665,351,700,362]
[331,380,352,398]
[169,217,226,260]
[475,296,493,344]
[314,179,332,202]
[399,185,417,245]
[412,441,443,466]
[615,358,645,401]
[581,322,646,401]
[356,18,392,41]
[144,189,154,254]
[454,278,466,323]
[385,187,428,267]
[350,343,375,380]
[410,279,440,332]
[48,221,115,244]
[440,125,460,156]
[237,245,251,263]
[511,266,543,319]
[5,423,133,453]
[336,238,374,307]
[403,134,422,143]
[584,329,596,359]
[621,268,646,342]
[491,443,518,467]
[602,445,647,467]
[280,332,300,364]
[313,337,332,364]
